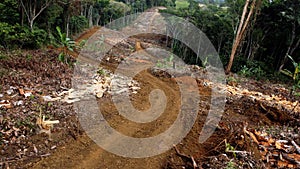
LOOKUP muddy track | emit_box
[31,68,183,169]
[30,8,187,169]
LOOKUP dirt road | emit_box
[31,8,192,169]
[31,69,184,169]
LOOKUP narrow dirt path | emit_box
[30,8,185,169]
[31,68,182,169]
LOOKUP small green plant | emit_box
[156,60,164,68]
[238,65,266,80]
[167,54,174,62]
[77,39,86,50]
[29,94,35,100]
[252,66,266,80]
[47,102,53,107]
[202,56,208,68]
[26,54,32,60]
[225,160,237,169]
[156,55,176,69]
[281,55,300,95]
[225,140,236,158]
[56,26,75,63]
[226,76,238,86]
[97,67,108,77]
[15,117,36,131]
[238,65,251,76]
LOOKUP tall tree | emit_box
[20,0,53,31]
[225,0,261,74]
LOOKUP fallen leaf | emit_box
[288,153,300,161]
[18,88,25,95]
[277,160,289,168]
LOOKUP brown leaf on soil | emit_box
[268,138,276,145]
[277,160,291,168]
[275,140,288,151]
[288,154,300,161]
[244,126,259,145]
[18,88,24,95]
[261,141,271,147]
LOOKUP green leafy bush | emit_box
[0,22,47,49]
[238,59,267,80]
[70,16,88,35]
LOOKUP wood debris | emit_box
[36,109,59,138]
[246,126,300,168]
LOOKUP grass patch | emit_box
[175,0,190,9]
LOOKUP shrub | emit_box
[70,16,88,35]
[238,60,267,80]
[0,22,47,49]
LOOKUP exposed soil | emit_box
[1,8,300,169]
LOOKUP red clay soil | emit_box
[74,26,101,44]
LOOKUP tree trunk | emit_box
[96,15,101,26]
[20,0,52,31]
[19,4,24,26]
[225,0,258,74]
[66,15,70,37]
[225,0,250,74]
[88,5,93,27]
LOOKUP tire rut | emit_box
[31,69,181,169]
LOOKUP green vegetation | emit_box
[175,0,189,9]
[281,55,300,95]
[0,0,166,50]
[97,67,108,76]
[156,54,175,68]
[225,141,236,158]
[225,161,237,169]
[160,0,300,87]
[55,26,75,63]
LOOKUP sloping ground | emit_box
[1,37,300,169]
[1,45,299,169]
[1,8,300,169]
